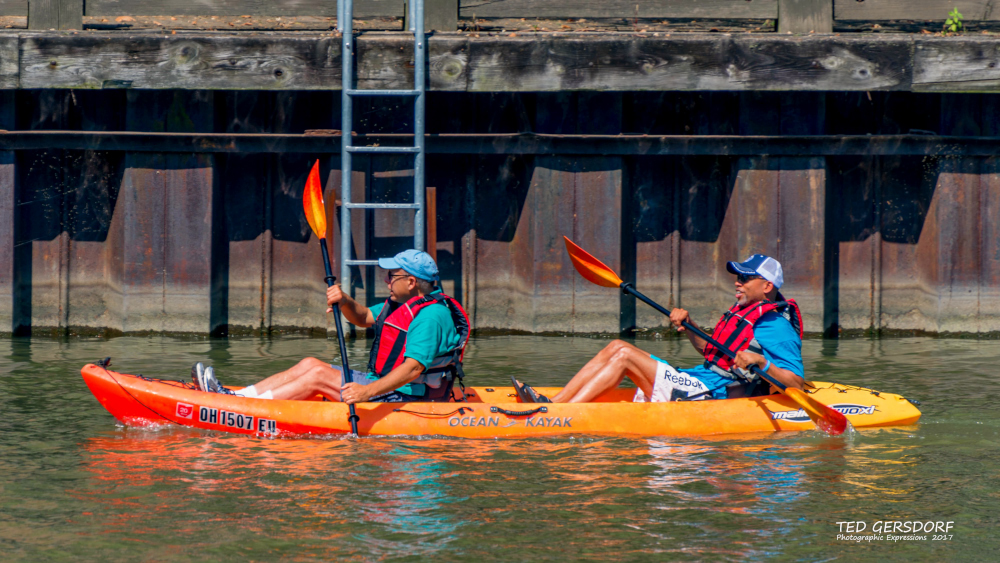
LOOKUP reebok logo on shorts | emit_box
[662,372,699,388]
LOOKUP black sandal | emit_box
[510,376,552,403]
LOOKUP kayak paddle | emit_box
[303,160,360,435]
[563,236,849,436]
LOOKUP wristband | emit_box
[761,360,771,373]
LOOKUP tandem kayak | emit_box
[82,363,922,438]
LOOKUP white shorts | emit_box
[633,360,712,403]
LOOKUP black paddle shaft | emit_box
[619,282,786,392]
[320,238,360,435]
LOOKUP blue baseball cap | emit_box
[726,254,784,288]
[378,249,439,282]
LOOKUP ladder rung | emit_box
[345,260,381,266]
[344,203,421,209]
[346,146,421,154]
[346,89,421,97]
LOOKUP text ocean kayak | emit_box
[82,364,922,438]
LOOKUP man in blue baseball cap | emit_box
[515,254,805,404]
[193,249,471,404]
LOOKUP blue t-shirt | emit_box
[753,312,804,377]
[365,290,461,395]
[678,311,803,399]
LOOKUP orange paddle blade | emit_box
[563,236,623,288]
[302,160,327,240]
[785,388,849,435]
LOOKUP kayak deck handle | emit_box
[491,406,548,416]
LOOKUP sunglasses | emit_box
[384,272,411,284]
[736,273,763,285]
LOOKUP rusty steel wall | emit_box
[474,93,625,334]
[2,90,1000,336]
[825,93,1000,335]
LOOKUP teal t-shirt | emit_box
[365,290,462,395]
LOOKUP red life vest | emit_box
[702,293,803,377]
[366,292,471,399]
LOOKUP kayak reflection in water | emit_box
[192,249,470,405]
[516,255,806,404]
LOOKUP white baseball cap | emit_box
[726,254,784,288]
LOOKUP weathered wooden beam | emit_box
[10,32,1000,92]
[58,0,81,29]
[835,0,1000,21]
[914,38,1000,91]
[0,37,17,89]
[426,0,458,31]
[19,33,341,89]
[0,0,27,16]
[28,0,82,30]
[779,0,832,34]
[28,0,60,29]
[465,35,911,91]
[15,0,1000,24]
[458,0,777,19]
[85,0,393,17]
[81,0,783,19]
[357,34,468,90]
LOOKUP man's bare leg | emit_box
[268,362,346,401]
[247,357,345,400]
[550,341,628,401]
[551,340,660,403]
[560,347,658,403]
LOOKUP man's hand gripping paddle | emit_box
[303,160,360,436]
[563,236,848,436]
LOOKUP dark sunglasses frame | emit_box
[736,273,763,284]
[384,272,411,284]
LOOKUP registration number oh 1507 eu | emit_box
[198,406,277,434]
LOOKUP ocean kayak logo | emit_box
[447,415,573,429]
[175,402,194,419]
[770,403,876,423]
[449,416,502,428]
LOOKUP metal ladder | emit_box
[338,0,427,304]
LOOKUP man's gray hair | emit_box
[415,277,436,294]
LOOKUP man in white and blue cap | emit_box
[514,253,805,403]
[194,249,470,404]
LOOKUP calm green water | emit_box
[1,335,998,561]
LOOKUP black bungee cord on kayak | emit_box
[392,406,475,418]
[97,357,197,390]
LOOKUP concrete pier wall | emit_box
[2,89,1000,337]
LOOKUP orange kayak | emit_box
[81,363,921,438]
